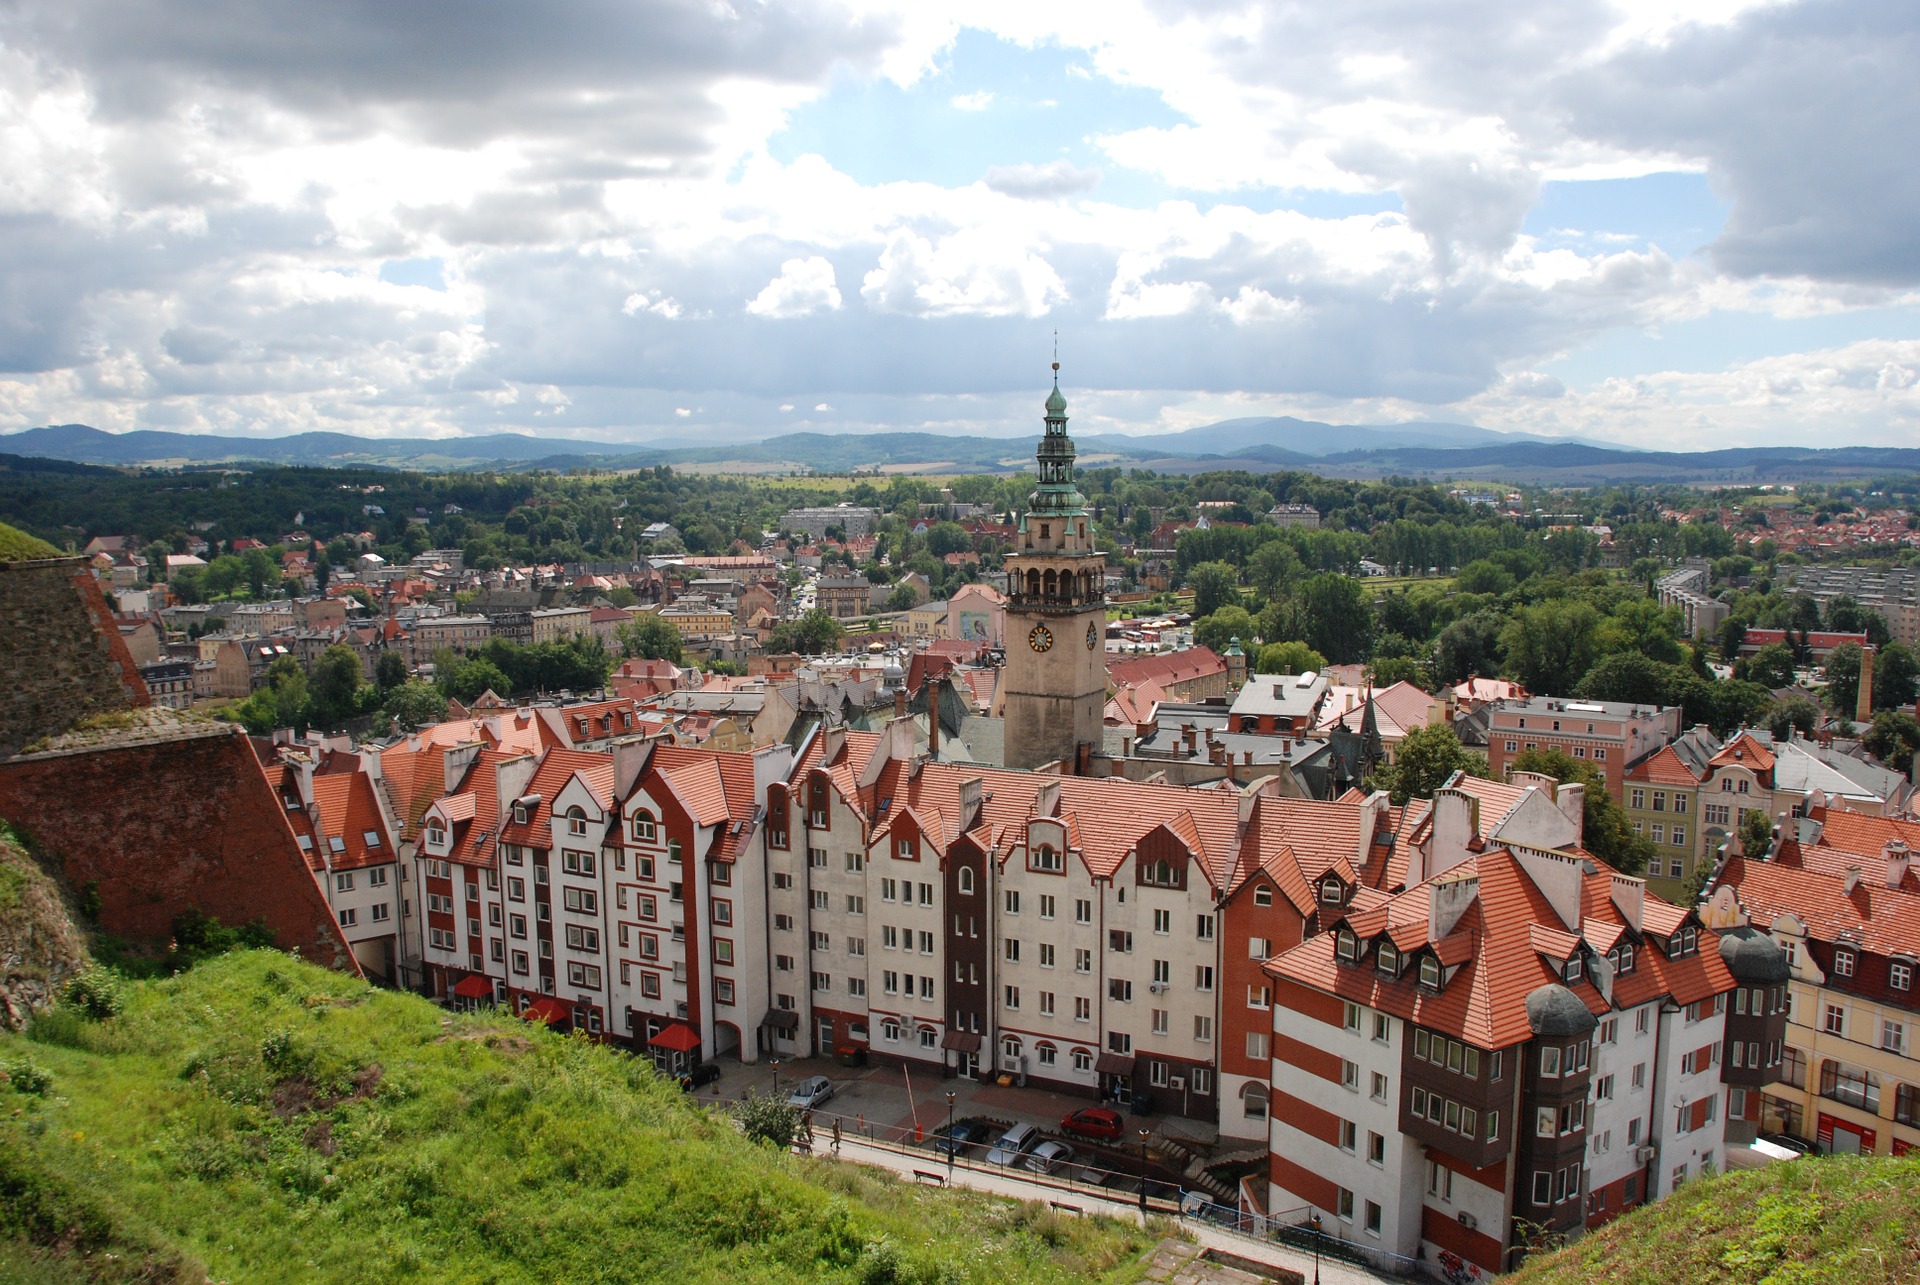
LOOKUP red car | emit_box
[1060,1107,1124,1142]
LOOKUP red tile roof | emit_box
[1108,647,1226,691]
[1719,854,1920,960]
[1268,849,1731,1050]
[1625,744,1705,787]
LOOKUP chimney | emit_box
[927,677,941,760]
[1856,645,1875,725]
[1554,781,1585,842]
[894,688,907,719]
[1427,871,1479,942]
[1844,866,1863,895]
[1887,839,1911,890]
[959,776,984,829]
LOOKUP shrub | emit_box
[2,1058,53,1095]
[62,965,124,1020]
[732,1089,803,1149]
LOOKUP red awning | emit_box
[522,997,570,1026]
[648,1020,701,1053]
[451,975,492,999]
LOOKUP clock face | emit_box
[1086,622,1099,650]
[1028,624,1054,653]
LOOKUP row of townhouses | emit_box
[276,714,1828,1277]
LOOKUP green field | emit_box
[0,952,1156,1284]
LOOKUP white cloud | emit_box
[0,0,1913,447]
[860,228,1066,318]
[745,256,843,317]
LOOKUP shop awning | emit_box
[522,997,569,1026]
[1095,1052,1135,1076]
[649,1020,701,1053]
[940,1030,982,1052]
[760,1008,800,1031]
[451,975,492,999]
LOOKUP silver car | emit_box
[1019,1140,1076,1175]
[786,1075,834,1109]
[985,1121,1041,1167]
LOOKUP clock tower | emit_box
[1002,363,1107,772]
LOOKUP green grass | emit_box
[1512,1153,1920,1285]
[0,952,1156,1284]
[0,520,62,560]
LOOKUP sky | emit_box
[0,0,1917,451]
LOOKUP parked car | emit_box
[1758,1132,1814,1155]
[787,1075,835,1109]
[1020,1140,1077,1175]
[930,1118,994,1156]
[678,1063,721,1091]
[985,1122,1041,1167]
[1060,1106,1125,1142]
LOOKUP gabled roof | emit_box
[1710,731,1775,776]
[1625,744,1706,787]
[310,770,396,872]
[1268,848,1732,1049]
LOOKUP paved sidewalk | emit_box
[812,1129,1399,1285]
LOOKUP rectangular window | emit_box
[1194,966,1214,992]
[1076,948,1092,974]
[1246,1031,1268,1060]
[1075,899,1093,924]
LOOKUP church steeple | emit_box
[1028,360,1088,525]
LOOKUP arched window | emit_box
[565,806,588,837]
[1242,1082,1269,1119]
[957,865,975,895]
[1071,1048,1094,1073]
[631,809,657,841]
[1001,1036,1022,1061]
[1036,1042,1057,1066]
[1044,569,1059,598]
[426,819,447,848]
[1026,570,1041,598]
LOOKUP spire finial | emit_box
[1052,329,1060,379]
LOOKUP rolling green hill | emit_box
[0,952,1154,1284]
[1511,1151,1920,1285]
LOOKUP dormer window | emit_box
[1377,944,1400,977]
[1608,944,1635,975]
[1335,928,1359,963]
[1143,859,1179,888]
[1031,844,1063,873]
[566,807,588,837]
[1834,949,1856,978]
[1419,956,1443,989]
[1564,955,1583,985]
[1680,925,1698,957]
[512,803,529,825]
[1320,879,1343,904]
[631,810,657,842]
[426,820,447,848]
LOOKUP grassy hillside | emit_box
[1511,1152,1920,1285]
[0,952,1155,1283]
[0,519,61,560]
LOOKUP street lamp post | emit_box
[1310,1212,1322,1285]
[945,1091,957,1176]
[1137,1128,1151,1216]
[771,1058,781,1101]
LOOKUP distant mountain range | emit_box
[3,421,1917,486]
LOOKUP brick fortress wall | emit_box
[0,727,358,973]
[0,556,150,757]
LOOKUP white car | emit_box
[1019,1140,1076,1175]
[787,1075,834,1109]
[985,1122,1041,1167]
